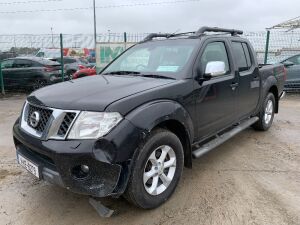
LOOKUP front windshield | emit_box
[102,39,199,79]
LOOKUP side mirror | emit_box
[205,61,226,78]
[283,61,294,67]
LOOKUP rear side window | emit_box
[13,59,33,68]
[232,42,250,72]
[64,58,77,64]
[200,42,230,74]
[242,43,252,68]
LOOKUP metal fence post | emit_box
[264,29,270,64]
[60,33,64,81]
[124,32,127,43]
[0,61,5,95]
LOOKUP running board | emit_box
[192,117,259,158]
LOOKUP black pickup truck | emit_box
[13,27,285,209]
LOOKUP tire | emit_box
[66,70,76,80]
[124,129,184,209]
[252,92,275,131]
[32,79,46,90]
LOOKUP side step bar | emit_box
[192,117,259,158]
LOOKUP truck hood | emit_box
[29,75,176,112]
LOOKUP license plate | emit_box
[17,154,40,179]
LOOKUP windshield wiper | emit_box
[138,74,176,80]
[102,71,141,75]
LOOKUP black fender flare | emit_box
[125,100,194,167]
[261,76,279,113]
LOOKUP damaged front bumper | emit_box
[13,118,143,197]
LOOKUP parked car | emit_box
[72,66,97,79]
[281,54,300,92]
[13,27,285,210]
[1,57,62,90]
[51,56,91,78]
[0,51,17,60]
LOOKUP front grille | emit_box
[57,112,76,136]
[21,101,79,140]
[26,104,53,133]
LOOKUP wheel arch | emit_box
[152,119,192,168]
[125,100,194,168]
[269,85,279,113]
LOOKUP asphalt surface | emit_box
[0,94,299,225]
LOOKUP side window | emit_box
[1,59,14,69]
[242,43,252,68]
[200,42,230,75]
[64,58,76,64]
[287,55,300,65]
[13,59,33,68]
[232,42,249,72]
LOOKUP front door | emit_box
[194,40,238,140]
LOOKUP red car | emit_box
[72,66,96,79]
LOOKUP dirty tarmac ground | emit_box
[0,94,299,225]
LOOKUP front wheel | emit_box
[252,92,275,131]
[124,129,184,209]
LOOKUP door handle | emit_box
[230,82,238,90]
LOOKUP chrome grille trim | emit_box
[20,101,80,140]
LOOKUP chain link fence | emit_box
[1,30,300,94]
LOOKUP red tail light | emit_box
[78,64,86,70]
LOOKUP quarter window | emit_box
[200,42,230,74]
[13,59,33,68]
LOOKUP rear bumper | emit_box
[13,118,142,197]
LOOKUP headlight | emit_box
[67,112,123,139]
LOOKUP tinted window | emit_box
[13,59,33,68]
[242,43,252,68]
[232,42,249,72]
[200,42,230,74]
[287,55,300,65]
[64,58,77,64]
[39,58,60,66]
[1,59,14,69]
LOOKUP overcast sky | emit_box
[0,0,299,34]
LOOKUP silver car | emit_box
[281,54,300,92]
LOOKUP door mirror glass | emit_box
[205,61,226,77]
[283,60,294,67]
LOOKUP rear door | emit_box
[194,38,238,140]
[230,41,260,119]
[11,59,35,87]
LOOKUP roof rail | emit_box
[142,33,173,42]
[142,32,196,42]
[196,26,243,36]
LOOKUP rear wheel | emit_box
[33,79,46,90]
[253,92,275,131]
[124,129,184,209]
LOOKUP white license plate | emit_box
[17,154,40,178]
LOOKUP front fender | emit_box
[125,100,194,143]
